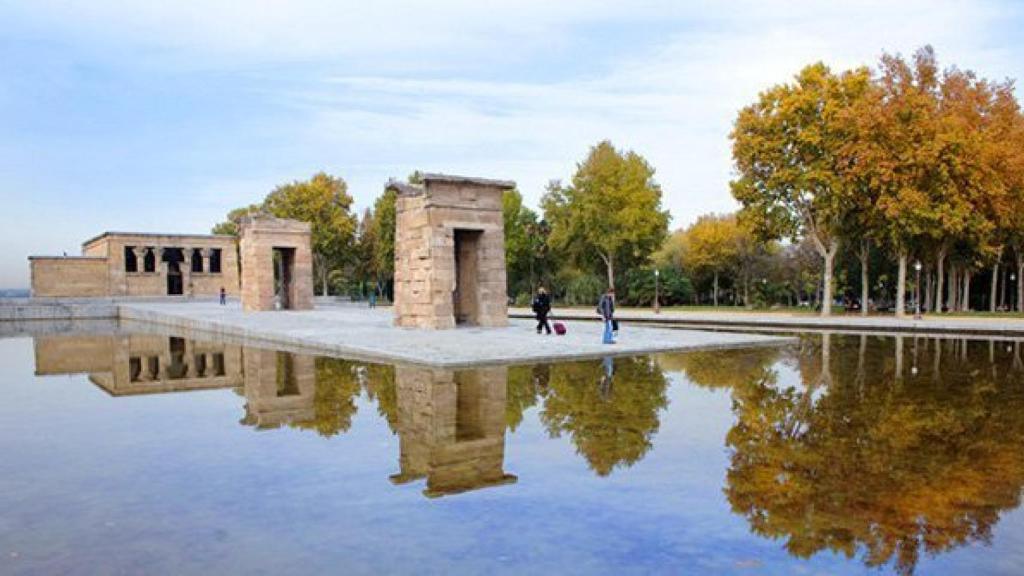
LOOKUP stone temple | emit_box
[387,174,514,329]
[29,232,238,298]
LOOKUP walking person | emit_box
[532,287,552,335]
[598,287,616,344]
[369,291,377,309]
[219,286,227,305]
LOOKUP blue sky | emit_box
[2,0,1023,288]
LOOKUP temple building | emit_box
[29,232,238,298]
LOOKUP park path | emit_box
[511,307,1024,337]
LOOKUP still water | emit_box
[1,330,1023,575]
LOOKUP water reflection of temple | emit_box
[34,334,243,395]
[31,334,517,498]
[390,366,517,498]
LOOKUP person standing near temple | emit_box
[598,287,616,344]
[532,287,552,335]
[219,286,227,305]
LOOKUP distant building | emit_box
[29,232,238,298]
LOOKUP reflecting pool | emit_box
[2,330,1024,575]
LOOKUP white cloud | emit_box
[1,0,1022,287]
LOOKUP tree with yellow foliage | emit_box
[732,63,873,315]
[677,213,739,306]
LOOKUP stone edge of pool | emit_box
[113,302,794,368]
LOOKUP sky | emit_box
[1,0,1023,288]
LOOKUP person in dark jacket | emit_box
[598,287,616,344]
[532,287,552,335]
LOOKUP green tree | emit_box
[263,172,357,296]
[732,63,873,315]
[211,204,261,236]
[369,188,397,299]
[503,188,542,298]
[542,141,670,290]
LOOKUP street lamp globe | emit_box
[914,261,922,272]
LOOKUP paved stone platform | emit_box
[118,301,789,367]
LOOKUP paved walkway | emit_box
[119,302,788,367]
[510,307,1024,337]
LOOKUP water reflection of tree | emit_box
[362,364,398,433]
[286,359,396,437]
[539,357,669,476]
[660,346,781,390]
[505,365,545,431]
[725,335,1024,575]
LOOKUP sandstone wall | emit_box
[30,257,109,297]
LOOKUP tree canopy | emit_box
[543,140,670,289]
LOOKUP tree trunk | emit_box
[1001,266,1009,310]
[820,239,839,316]
[604,255,615,291]
[946,265,957,313]
[963,270,972,312]
[713,271,719,307]
[1018,248,1024,313]
[935,245,948,314]
[895,251,908,318]
[924,267,933,313]
[743,271,750,308]
[859,240,870,316]
[991,247,1003,313]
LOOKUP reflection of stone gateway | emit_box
[240,349,316,429]
[391,365,517,497]
[388,174,514,329]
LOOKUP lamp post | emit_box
[654,269,661,314]
[914,260,923,320]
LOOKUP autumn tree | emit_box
[732,63,872,315]
[542,141,670,290]
[679,213,740,306]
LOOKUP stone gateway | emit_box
[388,174,514,330]
[238,214,314,312]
